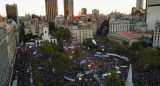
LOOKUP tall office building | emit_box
[136,0,144,10]
[81,8,87,15]
[6,4,19,23]
[64,0,74,20]
[45,0,58,22]
[146,0,160,30]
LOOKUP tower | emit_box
[136,0,144,10]
[81,8,87,15]
[6,4,19,23]
[45,0,58,22]
[64,0,74,20]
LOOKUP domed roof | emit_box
[138,22,148,27]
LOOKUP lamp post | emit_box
[88,64,91,68]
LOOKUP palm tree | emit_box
[104,70,122,86]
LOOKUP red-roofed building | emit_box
[108,32,138,45]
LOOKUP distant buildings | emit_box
[45,0,58,22]
[35,26,57,47]
[23,14,48,36]
[81,8,87,15]
[136,0,144,10]
[92,9,99,15]
[153,21,160,47]
[6,4,19,23]
[146,0,160,30]
[69,22,94,42]
[64,0,74,20]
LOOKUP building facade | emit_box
[81,8,87,15]
[0,28,10,86]
[109,20,131,34]
[92,9,99,15]
[69,23,94,42]
[45,0,58,22]
[24,17,48,36]
[136,0,144,10]
[35,26,57,47]
[6,4,19,23]
[153,21,160,47]
[146,0,160,30]
[64,0,74,20]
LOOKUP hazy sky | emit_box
[0,0,146,16]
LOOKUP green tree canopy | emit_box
[73,47,82,60]
[130,42,142,52]
[137,47,160,66]
[50,52,71,73]
[49,21,55,32]
[39,40,58,59]
[52,27,71,40]
[104,70,122,86]
[83,38,97,49]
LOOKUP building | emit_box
[64,0,74,20]
[92,9,99,15]
[146,0,160,30]
[0,15,2,21]
[153,21,160,47]
[35,26,57,47]
[6,4,19,23]
[0,28,10,86]
[108,32,138,46]
[45,0,58,22]
[54,15,64,27]
[136,0,144,10]
[81,8,87,15]
[24,15,48,36]
[109,21,154,46]
[69,23,94,42]
[109,20,131,34]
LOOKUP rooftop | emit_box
[118,32,137,39]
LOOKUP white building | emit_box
[109,20,131,34]
[146,0,160,30]
[55,15,64,27]
[69,23,94,42]
[35,26,57,47]
[153,21,160,47]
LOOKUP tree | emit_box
[83,38,97,49]
[58,39,65,53]
[137,47,160,66]
[39,41,58,59]
[52,27,71,40]
[122,40,129,55]
[104,35,110,45]
[130,42,142,52]
[49,21,55,32]
[73,47,81,60]
[104,70,122,86]
[50,52,71,73]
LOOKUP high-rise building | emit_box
[146,0,160,30]
[81,8,87,15]
[6,4,19,23]
[45,0,58,22]
[92,9,99,15]
[136,0,144,10]
[64,0,74,20]
[153,21,160,47]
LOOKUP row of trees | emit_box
[49,21,71,41]
[104,35,160,67]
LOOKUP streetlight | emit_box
[79,77,82,81]
[88,64,91,68]
[29,46,32,48]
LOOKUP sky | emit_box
[0,0,146,16]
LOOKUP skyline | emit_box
[0,0,146,16]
